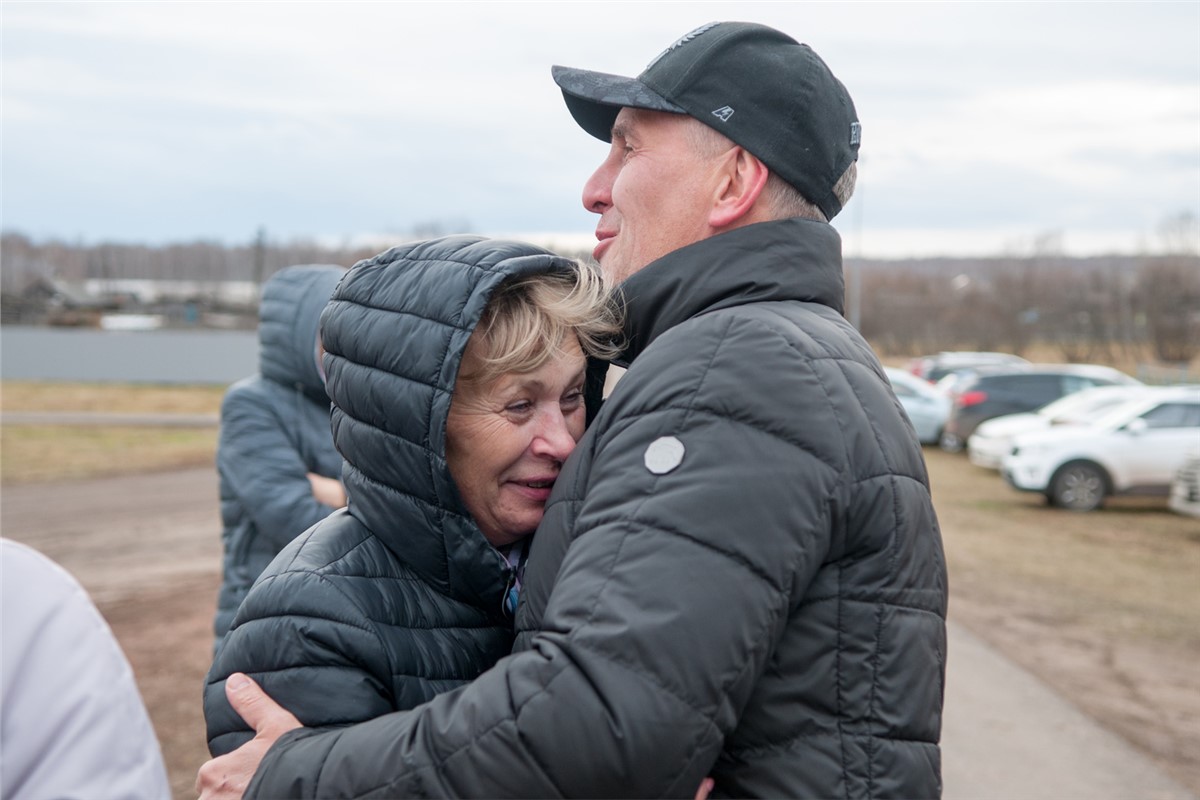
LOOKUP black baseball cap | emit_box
[552,21,861,221]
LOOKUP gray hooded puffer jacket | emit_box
[213,264,345,648]
[204,236,583,756]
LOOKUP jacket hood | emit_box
[259,265,346,402]
[615,218,844,365]
[320,235,580,611]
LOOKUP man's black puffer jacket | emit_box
[247,219,948,799]
[204,236,584,756]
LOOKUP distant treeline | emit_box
[0,230,390,288]
[2,230,1197,364]
[0,229,597,296]
[847,251,1199,364]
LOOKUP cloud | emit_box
[2,1,1197,255]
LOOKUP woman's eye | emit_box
[561,389,584,409]
[505,401,533,415]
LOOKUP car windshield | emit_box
[1087,395,1172,431]
[1036,388,1144,422]
[887,369,941,398]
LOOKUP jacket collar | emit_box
[614,218,845,366]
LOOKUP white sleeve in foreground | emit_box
[1,539,170,800]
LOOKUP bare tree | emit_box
[1135,257,1200,364]
[1131,212,1200,364]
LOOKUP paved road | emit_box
[2,467,1195,799]
[942,622,1195,799]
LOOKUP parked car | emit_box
[934,363,1020,397]
[967,385,1153,469]
[1003,386,1200,511]
[908,351,1030,384]
[1168,444,1200,519]
[884,367,953,445]
[940,364,1141,453]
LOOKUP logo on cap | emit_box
[850,121,862,146]
[712,106,735,122]
[645,21,721,69]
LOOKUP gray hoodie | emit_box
[212,264,345,648]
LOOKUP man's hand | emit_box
[195,673,302,800]
[306,472,348,509]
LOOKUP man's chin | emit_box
[596,254,629,287]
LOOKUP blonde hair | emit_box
[459,263,623,387]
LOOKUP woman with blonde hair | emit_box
[204,235,621,754]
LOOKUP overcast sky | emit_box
[3,1,1198,258]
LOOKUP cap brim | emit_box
[551,65,685,142]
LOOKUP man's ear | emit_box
[708,148,770,229]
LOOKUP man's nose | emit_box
[582,158,615,214]
[531,409,577,462]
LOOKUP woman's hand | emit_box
[306,473,347,509]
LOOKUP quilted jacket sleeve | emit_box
[218,387,338,553]
[246,314,842,798]
[204,528,395,756]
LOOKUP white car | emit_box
[1168,444,1200,519]
[1002,386,1200,511]
[968,385,1154,470]
[885,367,952,445]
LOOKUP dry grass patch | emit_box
[931,450,1200,647]
[1,425,217,484]
[1,381,223,483]
[1,380,225,414]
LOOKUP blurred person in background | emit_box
[2,538,170,799]
[212,264,347,653]
[203,236,621,757]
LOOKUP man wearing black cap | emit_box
[199,22,946,799]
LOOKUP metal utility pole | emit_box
[846,183,863,331]
[252,226,267,300]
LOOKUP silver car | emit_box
[885,367,952,445]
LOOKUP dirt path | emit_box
[2,465,1196,799]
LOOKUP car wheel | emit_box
[925,427,943,448]
[1050,462,1107,512]
[940,431,964,453]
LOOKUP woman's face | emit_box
[446,336,588,548]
